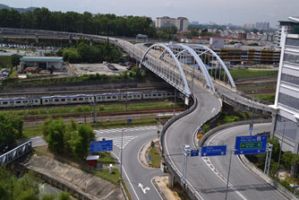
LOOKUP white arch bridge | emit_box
[119,41,236,103]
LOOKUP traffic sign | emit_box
[234,135,267,155]
[201,145,227,157]
[90,140,113,153]
[127,118,132,125]
[190,149,199,157]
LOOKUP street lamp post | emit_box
[225,149,234,200]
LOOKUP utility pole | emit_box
[264,143,273,175]
[183,145,191,186]
[120,128,124,180]
[278,120,286,170]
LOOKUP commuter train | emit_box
[0,90,176,108]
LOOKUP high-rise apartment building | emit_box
[156,16,189,32]
[271,17,299,153]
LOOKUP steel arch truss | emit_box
[140,43,191,97]
[188,44,236,88]
[166,43,215,92]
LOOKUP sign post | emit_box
[249,123,253,136]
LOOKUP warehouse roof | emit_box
[20,56,63,63]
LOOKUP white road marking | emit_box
[202,129,248,200]
[138,183,150,194]
[97,136,137,149]
[111,152,140,200]
[94,126,156,135]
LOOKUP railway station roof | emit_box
[20,56,63,63]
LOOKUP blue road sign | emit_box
[190,149,199,157]
[90,140,113,153]
[234,135,267,155]
[201,145,227,157]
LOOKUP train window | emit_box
[158,94,162,96]
[55,99,59,102]
[61,99,66,102]
[2,102,7,105]
[107,96,111,99]
[79,98,83,101]
[73,98,77,101]
[45,100,48,102]
[153,94,156,96]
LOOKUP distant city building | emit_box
[255,22,270,31]
[215,48,280,65]
[271,16,299,153]
[209,38,224,49]
[20,56,64,71]
[156,16,189,32]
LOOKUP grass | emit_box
[23,116,170,138]
[0,56,12,69]
[23,124,43,138]
[229,68,277,80]
[98,152,117,164]
[95,168,120,185]
[148,145,161,168]
[253,93,275,103]
[3,100,182,118]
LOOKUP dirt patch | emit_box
[24,154,124,200]
[153,176,181,200]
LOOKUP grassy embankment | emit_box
[21,100,183,137]
[229,68,278,104]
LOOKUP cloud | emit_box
[0,0,298,25]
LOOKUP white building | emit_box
[156,16,189,32]
[271,16,299,153]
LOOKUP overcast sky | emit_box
[1,0,298,27]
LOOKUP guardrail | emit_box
[215,83,273,114]
[0,141,32,166]
[160,97,206,200]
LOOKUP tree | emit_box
[0,168,39,200]
[43,119,65,154]
[58,192,71,200]
[268,138,280,162]
[0,113,23,153]
[282,151,293,170]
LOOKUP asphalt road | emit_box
[205,123,289,200]
[94,126,163,200]
[164,80,290,200]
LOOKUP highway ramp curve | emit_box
[163,87,291,200]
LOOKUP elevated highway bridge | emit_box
[0,28,283,200]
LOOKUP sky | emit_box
[0,0,298,27]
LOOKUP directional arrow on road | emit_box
[138,183,150,194]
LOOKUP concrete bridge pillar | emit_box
[168,173,175,188]
[270,108,279,139]
[35,35,39,43]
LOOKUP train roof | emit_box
[41,94,94,99]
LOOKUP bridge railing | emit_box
[0,141,32,166]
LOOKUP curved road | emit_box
[95,126,163,200]
[205,123,288,200]
[164,79,289,200]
